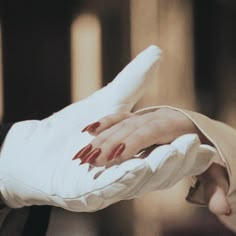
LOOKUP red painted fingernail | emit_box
[87,148,102,164]
[80,148,101,164]
[72,144,93,160]
[82,122,100,133]
[225,208,231,216]
[107,143,125,161]
[94,170,104,179]
[88,165,94,172]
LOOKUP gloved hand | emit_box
[89,133,221,203]
[0,45,161,211]
[0,45,222,213]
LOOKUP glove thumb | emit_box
[88,45,161,111]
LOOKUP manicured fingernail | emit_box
[88,165,94,172]
[225,208,231,216]
[72,144,93,160]
[80,148,101,164]
[94,170,103,179]
[87,148,102,164]
[107,143,125,161]
[82,122,100,133]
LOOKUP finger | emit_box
[91,112,160,165]
[89,118,140,165]
[90,113,169,165]
[82,112,135,135]
[199,164,230,216]
[77,113,148,164]
[73,117,134,162]
[78,111,169,166]
[93,144,153,180]
[112,117,175,163]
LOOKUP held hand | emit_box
[75,107,231,217]
[74,107,208,166]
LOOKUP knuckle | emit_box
[125,132,146,151]
[91,132,108,146]
[100,115,114,125]
[100,112,133,126]
[149,120,166,136]
[123,116,139,129]
[149,119,161,129]
[134,129,148,140]
[123,112,134,118]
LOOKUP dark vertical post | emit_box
[0,0,72,122]
[100,1,131,86]
[0,1,73,235]
[194,0,236,125]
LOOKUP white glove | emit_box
[90,134,220,204]
[0,45,161,211]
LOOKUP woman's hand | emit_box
[73,107,208,166]
[73,107,230,217]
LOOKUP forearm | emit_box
[159,105,236,232]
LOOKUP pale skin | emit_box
[74,107,230,217]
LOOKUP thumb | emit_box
[88,45,161,111]
[49,45,161,125]
[200,164,231,216]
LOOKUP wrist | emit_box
[192,124,212,145]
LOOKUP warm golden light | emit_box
[71,13,102,102]
[130,0,159,56]
[130,0,196,111]
[130,1,196,235]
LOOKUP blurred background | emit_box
[0,0,235,235]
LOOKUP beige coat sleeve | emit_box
[162,106,236,232]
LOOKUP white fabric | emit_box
[0,45,219,213]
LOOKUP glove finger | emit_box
[139,134,200,193]
[171,134,218,178]
[104,144,180,199]
[139,144,181,192]
[170,134,201,178]
[87,45,161,109]
[96,158,151,200]
[186,144,216,177]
